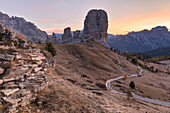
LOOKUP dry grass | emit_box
[31,39,170,112]
[16,33,27,42]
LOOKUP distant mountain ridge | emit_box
[0,11,48,42]
[143,46,170,57]
[108,26,170,53]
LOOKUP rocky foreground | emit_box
[0,24,49,112]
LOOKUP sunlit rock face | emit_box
[83,9,108,43]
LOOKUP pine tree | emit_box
[129,81,135,89]
[45,41,56,57]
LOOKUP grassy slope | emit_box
[33,39,170,113]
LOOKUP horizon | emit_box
[1,0,170,35]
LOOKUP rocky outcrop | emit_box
[62,27,72,40]
[0,25,49,112]
[49,32,58,43]
[83,9,108,43]
[0,11,48,43]
[73,30,81,39]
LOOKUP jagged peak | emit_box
[151,26,168,32]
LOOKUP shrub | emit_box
[155,69,159,73]
[111,46,113,51]
[129,81,135,89]
[126,90,133,100]
[124,75,127,80]
[45,41,56,57]
[132,58,138,65]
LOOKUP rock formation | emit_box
[73,30,81,39]
[83,9,108,43]
[50,32,58,43]
[62,27,72,40]
[0,24,48,112]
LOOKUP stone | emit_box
[0,88,19,96]
[3,82,18,88]
[32,56,45,61]
[34,67,42,72]
[15,55,22,59]
[62,27,72,40]
[0,54,14,61]
[2,97,21,104]
[0,67,4,74]
[11,52,19,55]
[83,9,108,43]
[3,78,15,82]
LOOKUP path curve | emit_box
[106,54,170,107]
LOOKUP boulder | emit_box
[62,27,72,40]
[0,88,19,96]
[83,9,108,43]
[0,67,4,74]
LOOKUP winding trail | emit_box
[106,54,170,107]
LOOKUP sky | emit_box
[1,0,170,35]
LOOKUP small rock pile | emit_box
[0,24,49,112]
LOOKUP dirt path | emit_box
[106,54,170,107]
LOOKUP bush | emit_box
[132,58,138,65]
[129,81,135,89]
[124,75,127,80]
[126,90,133,100]
[111,47,113,51]
[155,69,159,73]
[45,41,56,57]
